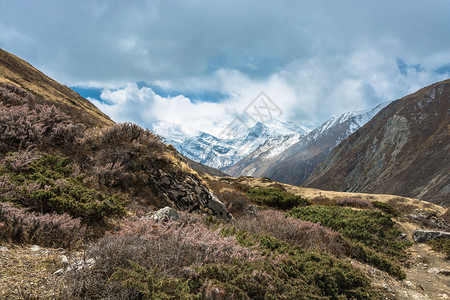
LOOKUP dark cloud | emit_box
[1,0,449,138]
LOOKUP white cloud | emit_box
[1,0,449,141]
[90,83,232,140]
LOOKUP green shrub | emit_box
[288,206,409,279]
[197,232,379,299]
[111,261,194,300]
[427,237,450,258]
[231,182,252,193]
[219,177,233,181]
[288,206,408,256]
[372,201,400,217]
[1,153,126,220]
[246,187,311,210]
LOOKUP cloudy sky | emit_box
[1,0,449,140]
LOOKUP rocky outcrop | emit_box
[407,209,450,231]
[149,168,233,220]
[305,79,450,206]
[412,229,450,243]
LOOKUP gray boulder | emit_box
[412,229,450,243]
[150,206,180,222]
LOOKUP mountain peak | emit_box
[305,79,450,206]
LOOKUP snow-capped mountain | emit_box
[225,102,389,184]
[170,120,311,170]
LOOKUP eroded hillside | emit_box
[305,79,450,206]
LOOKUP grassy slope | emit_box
[0,48,113,128]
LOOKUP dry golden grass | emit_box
[0,49,113,128]
[0,244,79,299]
[232,176,445,214]
[203,175,446,219]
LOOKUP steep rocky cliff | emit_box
[305,79,450,206]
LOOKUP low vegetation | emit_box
[288,206,408,257]
[246,187,311,210]
[66,213,380,299]
[372,201,400,217]
[0,152,126,221]
[288,206,409,279]
[427,237,450,258]
[0,202,85,248]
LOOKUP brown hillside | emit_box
[0,48,113,128]
[305,79,450,206]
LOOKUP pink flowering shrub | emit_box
[0,202,86,248]
[67,212,262,297]
[235,209,348,256]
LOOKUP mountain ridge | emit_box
[225,102,388,184]
[0,48,113,128]
[305,79,450,206]
[171,119,310,170]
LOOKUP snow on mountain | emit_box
[308,102,390,149]
[170,120,310,170]
[225,102,390,183]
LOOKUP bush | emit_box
[0,202,85,248]
[372,201,400,217]
[336,197,374,209]
[231,182,252,193]
[0,94,83,154]
[288,206,408,257]
[387,197,416,215]
[67,212,379,299]
[288,205,409,279]
[427,237,450,258]
[66,213,261,299]
[207,231,379,299]
[310,195,336,206]
[0,152,126,220]
[234,210,347,256]
[247,188,311,210]
[110,261,193,300]
[215,190,249,217]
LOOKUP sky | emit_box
[1,0,449,140]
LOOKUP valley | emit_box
[0,48,449,299]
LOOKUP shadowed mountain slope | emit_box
[305,79,450,206]
[226,103,387,185]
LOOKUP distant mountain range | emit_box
[226,103,389,184]
[173,101,389,187]
[170,120,311,170]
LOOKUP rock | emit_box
[408,209,450,231]
[150,206,180,222]
[30,245,40,251]
[403,281,416,288]
[382,283,395,295]
[412,229,450,243]
[428,268,450,276]
[61,255,69,265]
[53,268,64,276]
[204,191,234,221]
[148,167,233,220]
[68,258,96,271]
